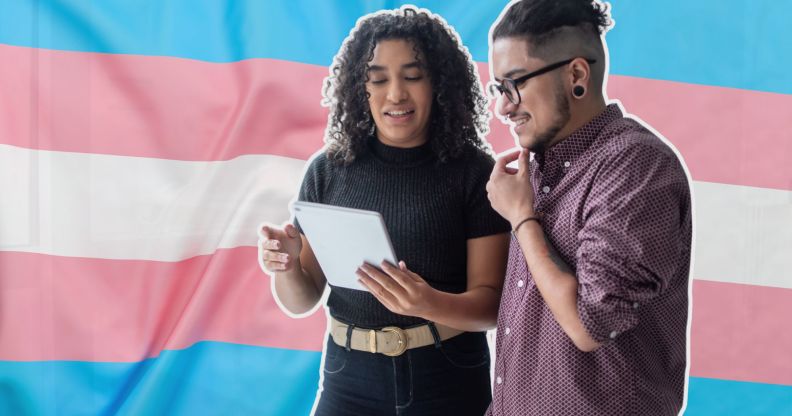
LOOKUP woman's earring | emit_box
[360,109,375,135]
[573,85,585,98]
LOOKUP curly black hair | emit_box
[321,6,490,165]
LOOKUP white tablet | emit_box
[292,201,398,291]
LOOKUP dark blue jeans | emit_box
[313,331,491,416]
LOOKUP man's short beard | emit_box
[530,81,571,154]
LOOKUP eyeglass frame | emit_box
[488,57,597,105]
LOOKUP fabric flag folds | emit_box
[1,1,791,414]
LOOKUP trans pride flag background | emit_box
[1,1,791,414]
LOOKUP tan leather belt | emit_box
[329,316,464,357]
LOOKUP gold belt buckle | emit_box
[380,326,408,356]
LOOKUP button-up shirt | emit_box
[488,104,692,415]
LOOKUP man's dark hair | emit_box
[322,7,490,165]
[493,0,611,47]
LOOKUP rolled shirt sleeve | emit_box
[575,141,690,343]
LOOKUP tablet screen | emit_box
[293,201,398,291]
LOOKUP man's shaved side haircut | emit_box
[493,0,612,89]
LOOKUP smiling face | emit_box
[491,37,571,152]
[366,39,433,148]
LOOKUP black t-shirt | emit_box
[295,137,510,328]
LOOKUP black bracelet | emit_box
[512,216,541,234]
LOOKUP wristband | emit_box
[512,216,541,234]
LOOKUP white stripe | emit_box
[692,181,792,290]
[0,144,303,261]
[2,145,791,289]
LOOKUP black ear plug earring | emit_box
[573,85,585,98]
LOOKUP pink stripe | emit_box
[689,280,792,386]
[606,76,792,192]
[1,45,791,190]
[3,246,791,388]
[0,249,326,362]
[0,44,329,162]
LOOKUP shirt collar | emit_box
[535,103,623,168]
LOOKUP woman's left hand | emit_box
[357,261,438,318]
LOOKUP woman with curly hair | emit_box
[259,6,510,415]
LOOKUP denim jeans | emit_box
[313,331,492,416]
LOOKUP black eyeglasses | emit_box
[488,58,596,105]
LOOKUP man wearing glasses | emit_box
[485,1,692,415]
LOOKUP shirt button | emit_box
[542,186,551,193]
[496,376,503,385]
[633,302,640,309]
[517,279,524,288]
[505,327,511,335]
[609,331,619,339]
[564,161,571,168]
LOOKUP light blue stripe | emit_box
[685,377,792,415]
[0,1,790,94]
[606,1,792,95]
[2,348,792,415]
[0,348,792,416]
[0,342,321,416]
